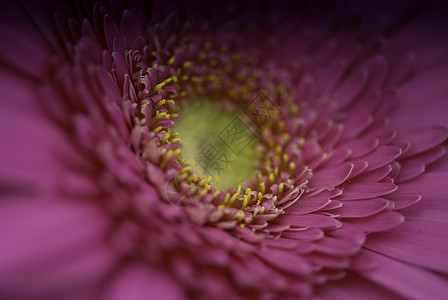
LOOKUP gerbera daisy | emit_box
[1,1,448,299]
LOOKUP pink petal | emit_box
[341,114,374,140]
[361,250,448,300]
[356,146,402,172]
[324,148,352,166]
[275,214,342,229]
[306,253,350,269]
[344,211,404,233]
[312,272,403,300]
[327,223,366,246]
[338,182,398,200]
[398,126,448,158]
[350,165,392,182]
[282,228,324,241]
[309,163,354,189]
[341,136,379,159]
[387,194,422,210]
[286,197,332,215]
[332,198,390,218]
[257,248,316,275]
[315,237,361,256]
[103,263,184,300]
[411,145,446,165]
[347,161,369,179]
[0,200,111,296]
[395,159,425,182]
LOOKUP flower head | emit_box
[1,1,448,299]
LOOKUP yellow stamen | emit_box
[228,185,242,206]
[257,192,262,205]
[269,173,275,185]
[221,193,231,206]
[182,61,191,69]
[160,133,170,144]
[289,162,296,173]
[274,167,279,177]
[278,182,284,196]
[241,188,251,210]
[259,181,266,194]
[170,138,181,144]
[153,77,174,93]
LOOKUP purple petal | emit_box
[315,237,361,256]
[103,263,184,300]
[309,163,353,189]
[332,198,390,218]
[313,272,399,300]
[387,194,422,210]
[341,114,374,140]
[344,211,404,233]
[355,146,402,172]
[361,250,448,300]
[341,136,379,159]
[275,214,342,229]
[398,126,448,158]
[286,197,332,215]
[410,145,446,165]
[351,165,392,182]
[282,228,324,241]
[338,182,398,200]
[257,248,316,275]
[395,159,425,182]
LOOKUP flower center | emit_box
[173,100,260,191]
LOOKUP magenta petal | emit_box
[365,209,448,273]
[262,237,300,250]
[0,200,111,296]
[313,272,400,300]
[275,214,342,229]
[341,136,379,159]
[322,200,343,210]
[103,264,184,300]
[365,173,448,273]
[399,126,448,158]
[395,159,425,182]
[341,114,374,140]
[104,14,120,51]
[387,194,422,210]
[333,69,368,109]
[257,248,316,275]
[286,197,332,215]
[306,253,350,269]
[332,198,390,218]
[356,146,402,172]
[361,250,448,300]
[347,161,369,179]
[327,223,366,246]
[345,211,404,233]
[309,163,353,189]
[315,237,361,256]
[338,182,398,200]
[324,148,352,166]
[282,228,324,241]
[350,165,392,182]
[410,145,446,165]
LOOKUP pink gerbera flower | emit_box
[1,1,448,299]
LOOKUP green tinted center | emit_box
[174,100,259,191]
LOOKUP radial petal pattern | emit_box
[1,1,448,299]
